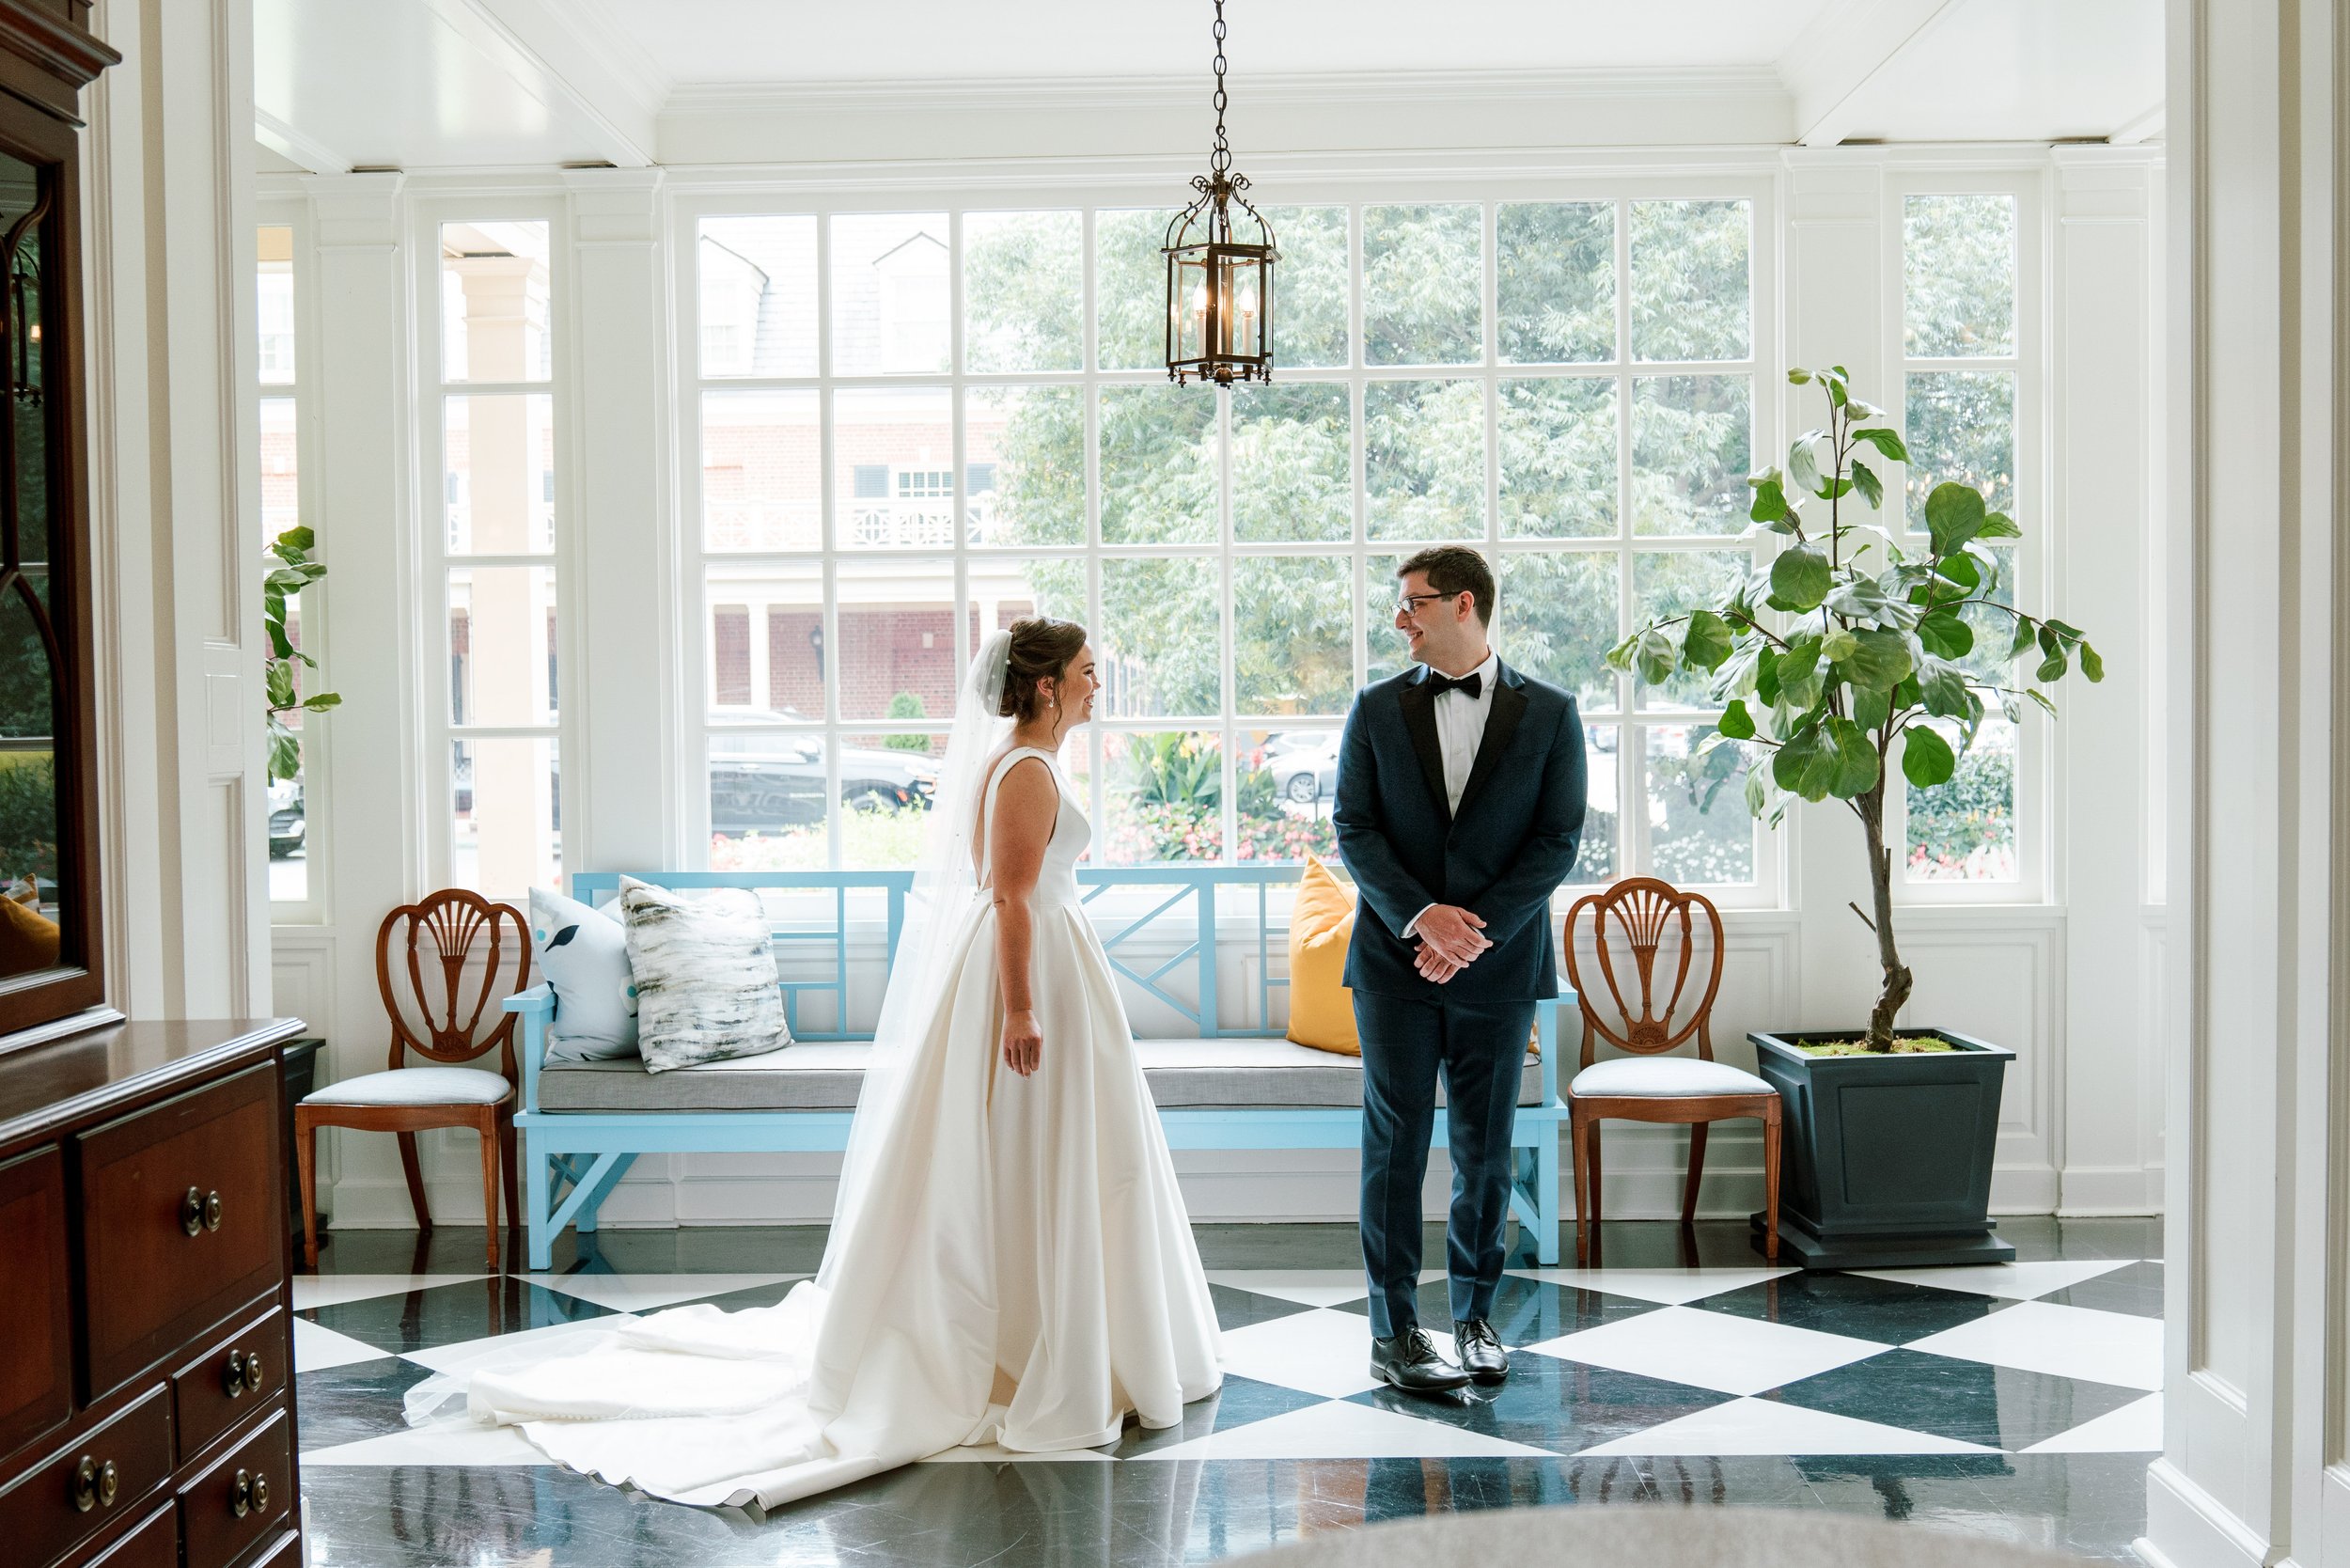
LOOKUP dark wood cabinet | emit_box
[0,1019,305,1568]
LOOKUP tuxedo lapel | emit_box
[1397,672,1452,829]
[1454,667,1528,823]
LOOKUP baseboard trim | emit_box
[2143,1458,2269,1568]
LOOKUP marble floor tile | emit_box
[1906,1300,2164,1392]
[1214,1308,1387,1400]
[294,1360,437,1451]
[1344,1352,1731,1455]
[1691,1269,2013,1344]
[292,1273,491,1311]
[2041,1261,2165,1319]
[1331,1272,1662,1346]
[1764,1348,2149,1451]
[1505,1266,1797,1306]
[1110,1374,1331,1459]
[400,1313,635,1377]
[1525,1304,1888,1397]
[1208,1280,1323,1331]
[2022,1392,2162,1454]
[1204,1269,1379,1309]
[518,1272,802,1312]
[1847,1260,2134,1301]
[294,1316,400,1374]
[1577,1396,2000,1457]
[1129,1398,1558,1461]
[304,1275,619,1356]
[304,1419,553,1467]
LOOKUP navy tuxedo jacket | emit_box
[1334,660,1588,1004]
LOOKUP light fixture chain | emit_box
[1209,0,1230,176]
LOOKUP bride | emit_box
[405,619,1223,1507]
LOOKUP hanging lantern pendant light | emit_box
[1165,0,1277,386]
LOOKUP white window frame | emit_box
[259,196,327,925]
[670,175,1783,907]
[413,196,574,902]
[1884,168,2048,906]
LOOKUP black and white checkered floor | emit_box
[291,1220,2162,1565]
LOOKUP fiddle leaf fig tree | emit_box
[263,525,340,783]
[1607,366,2105,1052]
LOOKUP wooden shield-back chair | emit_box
[295,890,531,1269]
[1562,878,1779,1265]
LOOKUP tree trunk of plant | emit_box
[1859,782,1912,1051]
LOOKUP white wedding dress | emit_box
[405,745,1222,1508]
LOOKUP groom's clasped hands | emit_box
[1412,903,1490,983]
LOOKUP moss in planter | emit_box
[1795,1036,1962,1057]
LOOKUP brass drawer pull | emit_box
[70,1455,118,1512]
[180,1185,223,1236]
[230,1466,252,1517]
[224,1348,247,1397]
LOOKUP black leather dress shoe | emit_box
[1370,1329,1471,1393]
[1454,1318,1509,1385]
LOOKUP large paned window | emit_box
[258,219,313,910]
[1897,189,2027,889]
[682,196,1767,892]
[431,219,560,896]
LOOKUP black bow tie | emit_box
[1425,670,1482,699]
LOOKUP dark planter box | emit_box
[1748,1027,2015,1270]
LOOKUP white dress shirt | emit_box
[1405,648,1499,940]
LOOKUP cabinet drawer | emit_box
[0,1144,72,1460]
[67,1500,177,1568]
[177,1407,290,1568]
[171,1309,288,1465]
[0,1384,172,1568]
[77,1065,282,1400]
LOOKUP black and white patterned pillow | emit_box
[618,877,789,1073]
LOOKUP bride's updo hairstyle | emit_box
[998,617,1088,722]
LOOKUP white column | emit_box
[83,0,269,1018]
[562,168,673,873]
[2144,2,2350,1565]
[2049,149,2165,1215]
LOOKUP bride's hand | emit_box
[1003,1009,1042,1076]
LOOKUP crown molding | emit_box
[663,65,1790,120]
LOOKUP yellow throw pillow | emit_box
[0,892,59,971]
[1285,854,1359,1056]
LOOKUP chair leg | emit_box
[1761,1106,1782,1262]
[294,1108,321,1270]
[1682,1121,1710,1228]
[498,1111,520,1245]
[1587,1121,1604,1264]
[1570,1107,1592,1266]
[477,1110,502,1272]
[397,1132,432,1231]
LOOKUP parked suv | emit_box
[267,778,306,858]
[707,714,937,835]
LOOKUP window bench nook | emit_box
[507,868,1574,1270]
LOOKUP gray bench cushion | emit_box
[537,1040,1546,1114]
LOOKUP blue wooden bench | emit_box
[505,866,1574,1271]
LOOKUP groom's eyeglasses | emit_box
[1394,590,1464,617]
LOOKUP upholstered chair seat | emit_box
[304,1066,513,1107]
[1569,1057,1770,1099]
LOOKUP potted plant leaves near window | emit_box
[1609,366,2104,1268]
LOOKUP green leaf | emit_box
[1850,458,1882,510]
[273,524,317,556]
[1851,425,1910,464]
[1716,698,1756,740]
[1916,609,1974,659]
[1820,628,1859,663]
[1852,686,1892,730]
[264,662,296,709]
[1901,724,1956,788]
[1923,482,1988,556]
[2079,643,2106,683]
[1892,675,1923,712]
[1998,690,2023,724]
[1755,648,1782,706]
[1823,372,1849,409]
[1636,627,1679,687]
[1683,610,1734,671]
[1788,432,1824,497]
[1770,545,1833,612]
[1843,628,1914,691]
[1824,716,1880,798]
[1976,510,2022,539]
[1777,635,1825,710]
[1773,721,1839,802]
[2035,649,2070,682]
[1749,475,1792,525]
[301,692,343,712]
[2026,688,2060,718]
[266,718,302,785]
[1930,550,1982,596]
[1825,574,1905,627]
[1915,654,1971,717]
[2044,619,2085,642]
[1787,368,1813,384]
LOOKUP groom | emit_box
[1335,546,1588,1393]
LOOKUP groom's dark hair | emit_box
[1396,546,1494,625]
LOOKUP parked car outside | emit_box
[707,713,938,835]
[267,777,306,857]
[1265,731,1340,804]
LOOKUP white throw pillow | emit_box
[527,887,640,1062]
[619,876,790,1074]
